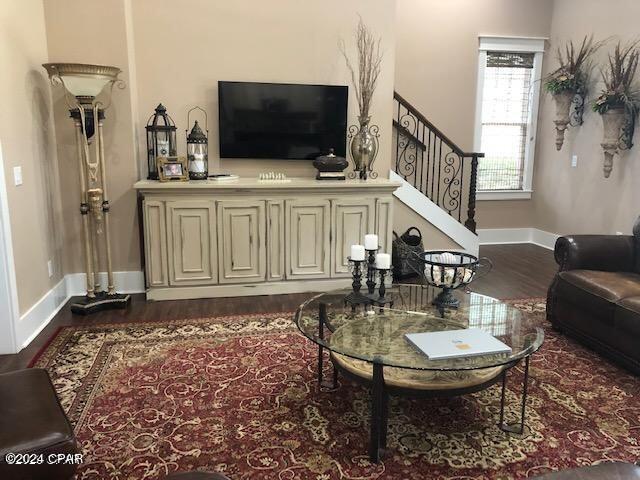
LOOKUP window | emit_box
[474,37,545,199]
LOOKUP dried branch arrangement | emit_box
[339,17,383,122]
[593,40,640,113]
[545,35,605,95]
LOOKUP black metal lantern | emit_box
[146,103,177,180]
[186,107,208,180]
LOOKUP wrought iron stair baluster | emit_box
[392,91,484,234]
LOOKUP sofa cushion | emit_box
[531,461,640,479]
[616,296,640,335]
[0,369,78,480]
[559,270,640,303]
[165,473,230,480]
[0,369,75,456]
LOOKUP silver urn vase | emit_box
[349,116,379,179]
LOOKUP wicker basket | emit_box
[392,227,424,279]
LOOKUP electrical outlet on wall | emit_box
[571,155,578,168]
[47,260,53,278]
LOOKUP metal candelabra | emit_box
[344,258,370,311]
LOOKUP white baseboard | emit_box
[16,270,144,351]
[16,277,68,350]
[477,228,560,250]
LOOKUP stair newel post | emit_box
[464,153,479,234]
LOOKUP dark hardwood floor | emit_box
[0,243,557,373]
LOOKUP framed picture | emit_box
[156,156,188,182]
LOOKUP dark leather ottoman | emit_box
[0,369,78,480]
[166,473,230,480]
[531,462,640,479]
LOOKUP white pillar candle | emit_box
[350,244,365,261]
[364,234,378,250]
[375,252,391,269]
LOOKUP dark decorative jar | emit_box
[313,148,348,180]
[146,104,177,180]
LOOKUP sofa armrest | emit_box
[554,235,636,272]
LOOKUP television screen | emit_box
[218,81,348,160]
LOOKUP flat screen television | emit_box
[218,81,348,160]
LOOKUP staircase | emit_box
[391,91,483,254]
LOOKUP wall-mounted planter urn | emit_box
[552,91,574,151]
[600,107,627,178]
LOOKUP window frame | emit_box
[473,36,546,201]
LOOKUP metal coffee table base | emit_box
[323,354,532,463]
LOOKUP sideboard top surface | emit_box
[134,177,401,194]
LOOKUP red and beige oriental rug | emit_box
[31,299,640,479]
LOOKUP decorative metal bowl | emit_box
[415,250,491,312]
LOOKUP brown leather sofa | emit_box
[0,369,79,480]
[531,462,640,479]
[547,216,640,375]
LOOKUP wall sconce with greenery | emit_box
[592,40,640,178]
[544,36,603,151]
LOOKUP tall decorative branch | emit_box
[544,35,606,150]
[545,35,605,96]
[339,17,383,122]
[593,39,640,114]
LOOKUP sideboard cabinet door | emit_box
[217,200,266,284]
[286,200,330,279]
[143,199,168,287]
[166,200,217,285]
[331,199,375,277]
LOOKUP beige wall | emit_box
[0,0,64,314]
[532,0,640,235]
[130,0,396,177]
[42,0,396,276]
[394,0,554,229]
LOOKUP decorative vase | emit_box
[349,116,379,180]
[600,106,626,178]
[312,148,348,180]
[553,91,574,151]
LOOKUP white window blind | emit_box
[478,51,535,191]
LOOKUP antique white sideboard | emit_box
[134,178,400,300]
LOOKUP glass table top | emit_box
[295,284,544,372]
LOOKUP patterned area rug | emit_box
[31,300,640,479]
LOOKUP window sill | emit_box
[477,190,532,201]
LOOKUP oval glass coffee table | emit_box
[295,284,544,463]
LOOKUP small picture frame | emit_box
[156,156,188,182]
